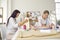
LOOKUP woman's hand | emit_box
[49,23,55,29]
[18,19,28,26]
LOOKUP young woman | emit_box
[6,10,28,40]
[34,10,54,29]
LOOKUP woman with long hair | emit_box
[6,10,28,40]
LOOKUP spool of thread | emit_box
[23,25,26,30]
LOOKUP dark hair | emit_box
[26,12,30,17]
[7,10,20,26]
[43,10,49,15]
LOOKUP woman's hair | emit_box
[43,10,49,15]
[7,10,20,26]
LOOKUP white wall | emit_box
[11,0,55,13]
[0,0,55,23]
[10,0,55,22]
[7,0,12,18]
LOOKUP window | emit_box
[0,7,3,23]
[0,0,8,23]
[55,0,60,2]
[55,0,60,20]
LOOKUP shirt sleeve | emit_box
[9,18,18,28]
[38,17,42,26]
[34,17,41,27]
[48,19,52,25]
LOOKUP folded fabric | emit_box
[17,30,57,38]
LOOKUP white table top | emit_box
[12,29,60,40]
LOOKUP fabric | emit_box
[7,17,19,40]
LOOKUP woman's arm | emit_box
[18,19,28,26]
[9,18,28,28]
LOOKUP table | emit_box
[12,29,60,40]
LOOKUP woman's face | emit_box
[42,13,49,19]
[16,13,20,18]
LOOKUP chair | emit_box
[1,24,7,40]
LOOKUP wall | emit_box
[10,0,55,22]
[0,0,55,23]
[11,0,55,13]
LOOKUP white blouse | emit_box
[35,16,51,27]
[7,17,18,34]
